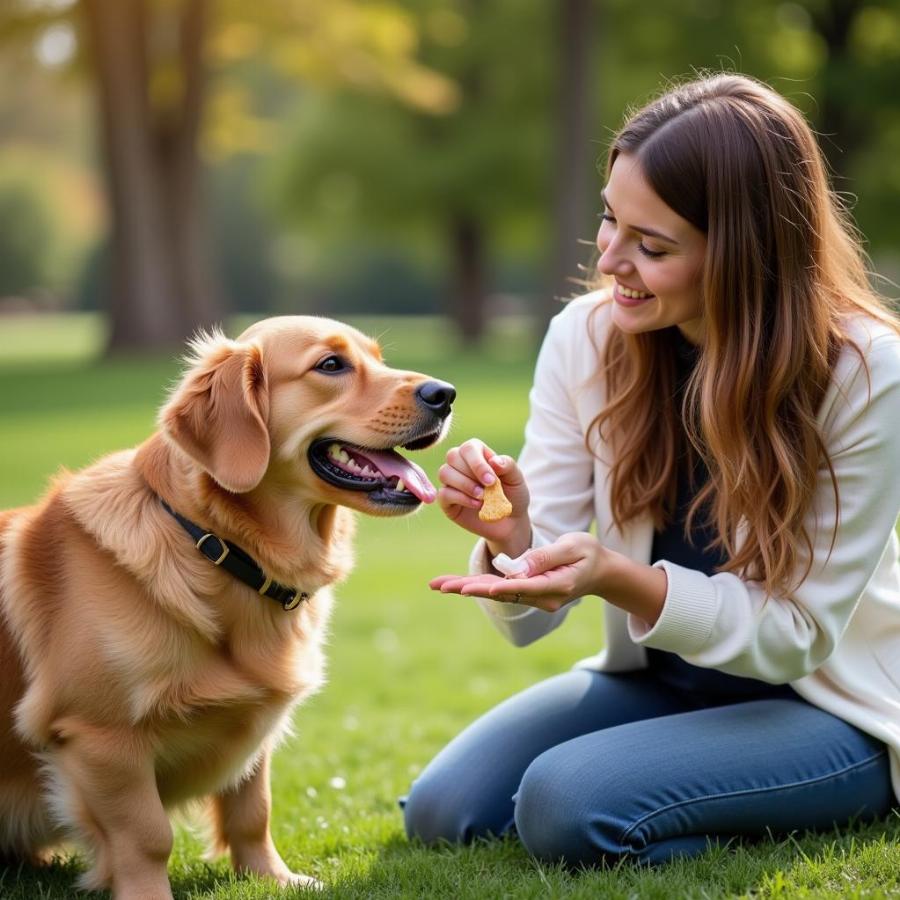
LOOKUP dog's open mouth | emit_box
[308,436,439,506]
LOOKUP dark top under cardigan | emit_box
[646,329,794,702]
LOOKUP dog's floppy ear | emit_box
[160,331,270,493]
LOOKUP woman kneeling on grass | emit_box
[404,73,900,866]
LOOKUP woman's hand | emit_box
[430,531,668,624]
[437,438,531,556]
[430,531,608,613]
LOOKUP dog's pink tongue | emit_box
[360,448,437,503]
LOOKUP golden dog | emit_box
[0,316,454,898]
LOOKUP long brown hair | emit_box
[590,73,899,595]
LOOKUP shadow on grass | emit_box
[0,852,239,900]
[0,853,88,900]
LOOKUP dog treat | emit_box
[478,478,513,522]
[492,552,529,578]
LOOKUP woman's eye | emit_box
[599,212,616,225]
[315,355,348,374]
[637,244,666,259]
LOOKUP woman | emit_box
[404,73,900,866]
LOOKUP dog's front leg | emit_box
[211,747,319,889]
[52,723,173,899]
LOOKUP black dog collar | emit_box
[160,499,309,611]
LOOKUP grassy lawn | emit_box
[1,313,898,899]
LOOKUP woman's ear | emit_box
[160,333,270,493]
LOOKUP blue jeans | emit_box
[402,669,893,866]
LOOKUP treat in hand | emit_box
[492,552,529,577]
[478,479,513,522]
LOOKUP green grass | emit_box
[1,313,898,899]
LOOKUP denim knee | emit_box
[514,747,627,867]
[404,772,456,843]
[404,770,507,845]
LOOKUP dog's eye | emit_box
[315,355,349,374]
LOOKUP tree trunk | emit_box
[808,0,864,183]
[540,0,593,334]
[160,0,220,329]
[450,214,487,344]
[80,0,221,354]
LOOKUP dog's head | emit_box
[159,317,454,516]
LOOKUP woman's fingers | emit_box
[428,574,482,591]
[431,573,544,598]
[515,537,584,576]
[437,486,481,513]
[489,453,524,487]
[441,440,528,510]
[437,463,483,502]
[486,453,530,517]
[429,574,504,593]
[428,574,462,590]
[440,440,495,502]
[483,575,550,598]
[433,573,550,605]
[459,440,499,486]
[436,439,532,546]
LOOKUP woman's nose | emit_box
[596,236,630,277]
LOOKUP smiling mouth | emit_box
[616,284,655,300]
[308,433,441,507]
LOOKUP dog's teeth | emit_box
[396,479,405,492]
[321,443,386,482]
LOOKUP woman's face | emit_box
[596,153,708,344]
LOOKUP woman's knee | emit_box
[514,747,624,867]
[404,765,512,845]
[403,769,459,844]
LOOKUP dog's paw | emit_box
[234,853,322,891]
[285,871,323,891]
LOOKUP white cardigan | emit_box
[470,291,900,801]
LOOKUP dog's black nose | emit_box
[416,380,456,417]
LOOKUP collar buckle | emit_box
[161,498,307,612]
[282,591,308,611]
[196,533,229,565]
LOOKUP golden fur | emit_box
[0,316,452,898]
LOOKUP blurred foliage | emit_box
[0,170,56,299]
[0,147,102,302]
[1,0,462,347]
[265,0,900,317]
[269,3,552,243]
[1,0,899,318]
[201,0,461,162]
[264,1,552,318]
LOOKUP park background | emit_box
[1,1,900,897]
